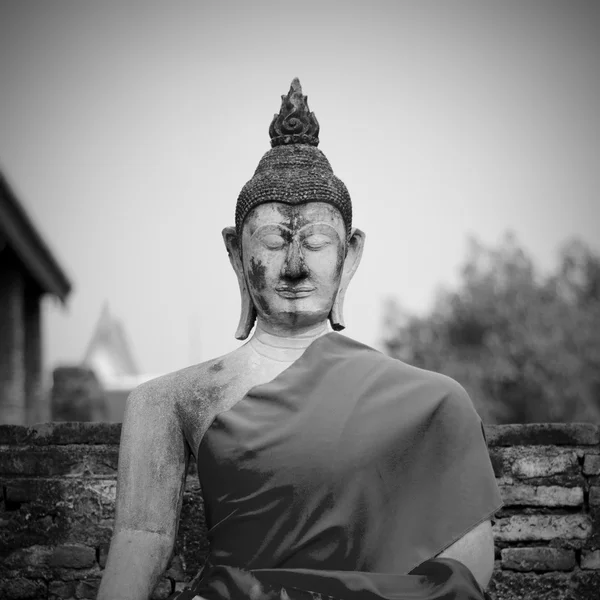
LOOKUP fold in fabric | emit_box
[168,558,491,600]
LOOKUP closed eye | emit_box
[261,234,286,250]
[303,234,331,251]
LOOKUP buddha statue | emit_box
[98,79,501,600]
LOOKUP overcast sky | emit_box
[0,0,598,376]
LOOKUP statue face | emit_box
[240,202,347,333]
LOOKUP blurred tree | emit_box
[382,233,600,424]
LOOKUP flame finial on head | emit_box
[268,78,320,147]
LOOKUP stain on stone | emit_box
[255,293,271,315]
[248,257,267,291]
[209,361,224,373]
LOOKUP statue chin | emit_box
[234,290,346,340]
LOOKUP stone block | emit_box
[488,569,600,600]
[511,452,578,479]
[493,514,592,542]
[98,542,109,568]
[49,580,77,599]
[581,550,600,570]
[499,484,583,507]
[151,578,173,600]
[501,547,576,571]
[0,422,122,445]
[0,578,47,599]
[583,454,600,475]
[0,445,119,477]
[590,486,600,507]
[3,480,39,504]
[3,545,53,573]
[486,423,600,446]
[49,544,97,569]
[75,578,101,599]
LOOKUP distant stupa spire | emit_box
[82,301,139,383]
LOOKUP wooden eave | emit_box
[0,172,72,302]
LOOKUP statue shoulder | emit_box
[130,345,252,415]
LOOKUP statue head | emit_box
[223,78,365,339]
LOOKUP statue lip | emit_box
[275,285,315,298]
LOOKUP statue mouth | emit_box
[275,286,315,299]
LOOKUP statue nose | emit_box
[282,241,309,279]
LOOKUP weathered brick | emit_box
[0,445,118,477]
[501,547,576,571]
[493,514,592,542]
[486,423,600,446]
[3,545,53,571]
[49,544,96,569]
[49,580,77,598]
[583,454,600,475]
[499,485,583,507]
[151,578,173,600]
[0,422,122,445]
[98,542,110,568]
[75,578,101,599]
[581,550,600,570]
[512,452,578,479]
[488,570,600,600]
[0,578,47,599]
[590,486,600,507]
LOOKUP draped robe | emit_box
[169,333,503,600]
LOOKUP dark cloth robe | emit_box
[170,333,503,599]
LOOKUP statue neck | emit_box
[248,320,329,363]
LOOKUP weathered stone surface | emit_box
[0,445,119,477]
[151,578,173,600]
[75,578,101,599]
[493,514,592,542]
[488,569,600,600]
[0,479,116,555]
[173,488,209,580]
[583,453,600,475]
[590,486,600,507]
[2,545,53,577]
[511,451,578,479]
[0,422,122,445]
[49,543,96,569]
[581,550,600,570]
[0,578,47,599]
[98,542,109,568]
[48,580,77,599]
[489,446,584,485]
[486,423,600,446]
[499,484,583,507]
[500,547,576,571]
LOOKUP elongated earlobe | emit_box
[222,227,257,340]
[329,228,366,331]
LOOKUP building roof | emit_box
[82,302,140,383]
[0,171,72,301]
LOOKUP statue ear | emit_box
[222,227,257,340]
[329,228,366,331]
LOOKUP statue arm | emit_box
[98,382,190,600]
[436,519,495,590]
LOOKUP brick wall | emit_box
[1,422,599,600]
